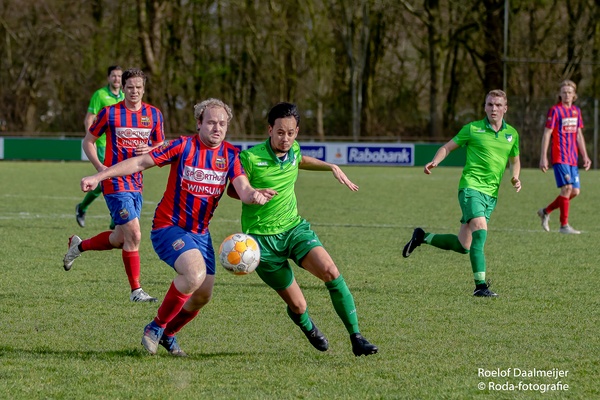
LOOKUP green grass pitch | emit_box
[0,161,598,399]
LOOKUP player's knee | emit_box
[318,263,340,283]
[288,300,307,315]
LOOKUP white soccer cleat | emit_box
[537,208,550,232]
[63,235,82,271]
[130,288,158,302]
[559,225,580,235]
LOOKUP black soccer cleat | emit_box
[75,204,86,227]
[350,333,378,356]
[302,319,329,352]
[402,228,425,258]
[473,281,499,298]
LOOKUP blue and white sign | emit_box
[346,144,414,166]
[300,145,326,161]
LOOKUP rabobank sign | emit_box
[300,145,326,161]
[347,145,414,166]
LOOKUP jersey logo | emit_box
[115,127,152,148]
[159,140,170,150]
[214,156,227,171]
[505,134,513,142]
[256,162,268,166]
[475,129,486,133]
[140,116,151,127]
[182,165,227,198]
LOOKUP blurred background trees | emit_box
[1,0,599,165]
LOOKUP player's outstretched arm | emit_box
[299,155,359,191]
[81,154,156,192]
[231,176,277,205]
[424,140,458,174]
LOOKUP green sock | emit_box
[286,306,313,332]
[79,184,102,212]
[325,275,359,335]
[470,229,487,285]
[426,233,469,254]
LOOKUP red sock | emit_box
[546,195,562,214]
[154,282,192,328]
[164,308,200,337]
[122,250,141,290]
[558,195,569,226]
[81,231,114,251]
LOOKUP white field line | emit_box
[0,211,574,233]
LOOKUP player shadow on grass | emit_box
[0,346,250,359]
[213,280,379,293]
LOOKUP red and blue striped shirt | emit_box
[149,136,245,234]
[89,101,165,194]
[545,103,584,166]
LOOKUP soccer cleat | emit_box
[63,235,82,271]
[75,204,86,227]
[559,225,580,235]
[537,208,550,232]
[159,334,188,357]
[141,321,164,355]
[473,281,499,297]
[302,319,329,352]
[402,228,425,258]
[130,288,158,302]
[350,333,378,356]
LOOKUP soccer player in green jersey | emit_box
[402,90,522,297]
[227,102,378,356]
[75,65,124,228]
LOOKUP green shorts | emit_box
[253,219,322,291]
[458,188,497,224]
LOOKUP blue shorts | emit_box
[150,225,216,275]
[104,192,142,226]
[552,164,580,189]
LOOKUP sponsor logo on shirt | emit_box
[182,166,227,197]
[115,127,152,148]
[561,117,578,133]
[256,162,268,166]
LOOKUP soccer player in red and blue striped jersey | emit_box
[63,68,165,302]
[538,80,591,234]
[79,98,275,356]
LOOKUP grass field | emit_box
[0,161,598,399]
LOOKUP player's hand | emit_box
[424,161,438,175]
[81,176,99,192]
[583,157,592,171]
[251,190,275,205]
[511,177,521,193]
[539,158,549,173]
[331,165,359,191]
[256,188,278,200]
[135,143,152,155]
